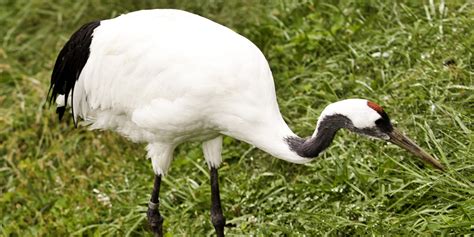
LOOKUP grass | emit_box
[1,0,473,236]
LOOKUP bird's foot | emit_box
[147,201,164,237]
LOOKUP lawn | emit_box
[1,0,473,236]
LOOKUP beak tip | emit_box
[388,129,446,172]
[434,163,446,172]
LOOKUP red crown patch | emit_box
[367,101,384,113]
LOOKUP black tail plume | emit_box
[48,21,100,123]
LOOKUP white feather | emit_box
[203,136,223,168]
[55,94,66,107]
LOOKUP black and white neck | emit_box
[285,114,352,158]
[231,99,389,164]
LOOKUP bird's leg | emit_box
[210,167,225,237]
[147,175,164,237]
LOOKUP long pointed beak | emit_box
[388,129,445,171]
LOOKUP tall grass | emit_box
[1,0,473,236]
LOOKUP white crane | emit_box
[48,9,444,237]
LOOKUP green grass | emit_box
[1,0,473,236]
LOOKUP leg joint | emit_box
[211,212,225,227]
[148,200,160,210]
[147,207,164,227]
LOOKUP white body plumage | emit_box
[65,9,307,174]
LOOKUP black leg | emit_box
[147,175,164,237]
[210,167,225,237]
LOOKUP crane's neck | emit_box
[224,113,350,164]
[284,114,350,159]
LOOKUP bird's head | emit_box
[305,99,445,171]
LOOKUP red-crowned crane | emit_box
[48,9,444,237]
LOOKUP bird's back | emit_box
[52,9,286,144]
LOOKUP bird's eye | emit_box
[375,118,393,133]
[375,118,384,125]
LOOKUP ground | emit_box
[0,0,473,236]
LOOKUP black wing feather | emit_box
[48,21,100,123]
